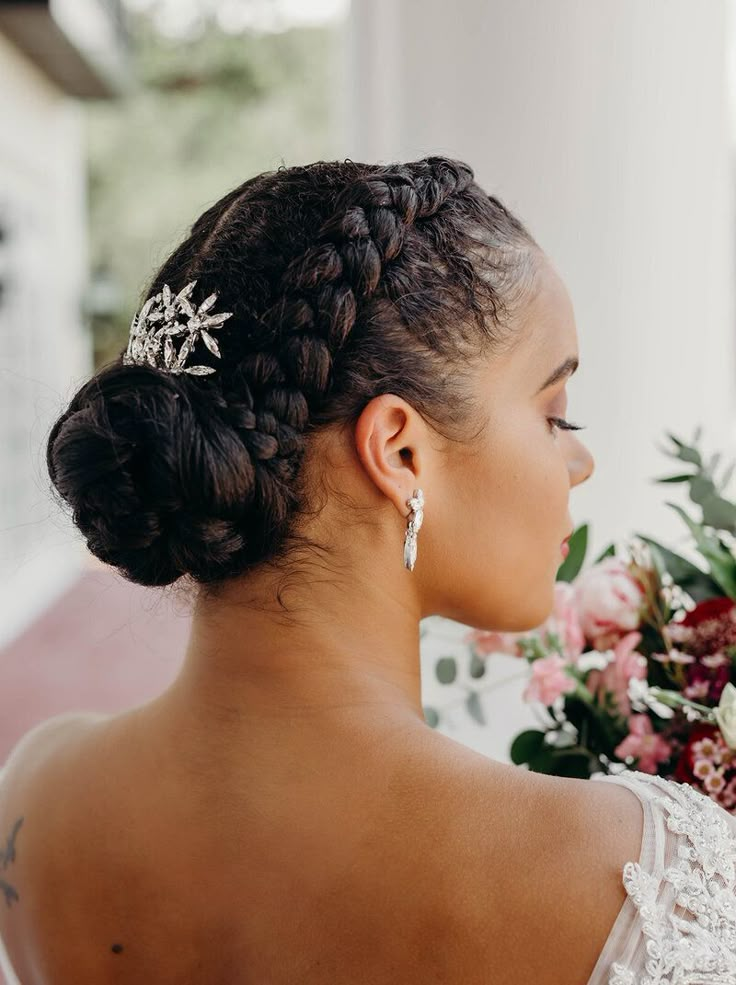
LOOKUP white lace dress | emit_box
[586,768,736,984]
[0,763,734,984]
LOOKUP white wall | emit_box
[0,32,90,647]
[342,0,736,760]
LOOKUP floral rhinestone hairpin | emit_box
[123,280,233,376]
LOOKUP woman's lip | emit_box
[560,541,570,558]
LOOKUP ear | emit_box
[353,394,423,516]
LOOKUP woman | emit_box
[1,156,734,984]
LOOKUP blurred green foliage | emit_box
[86,11,342,365]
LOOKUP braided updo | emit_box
[47,156,539,587]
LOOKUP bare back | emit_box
[0,711,643,984]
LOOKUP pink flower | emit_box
[465,582,585,663]
[614,714,672,774]
[522,653,577,706]
[464,628,522,658]
[585,631,648,717]
[536,581,586,662]
[573,557,645,650]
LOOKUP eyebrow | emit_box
[536,356,579,394]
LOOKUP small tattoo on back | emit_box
[0,816,23,908]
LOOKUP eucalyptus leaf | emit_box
[665,503,736,599]
[663,432,702,466]
[435,656,457,685]
[465,691,486,726]
[719,462,736,493]
[688,475,717,505]
[469,652,486,679]
[423,706,440,728]
[700,494,736,534]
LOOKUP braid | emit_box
[47,156,537,587]
[205,159,477,560]
[275,159,474,396]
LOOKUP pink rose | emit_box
[465,582,585,663]
[585,630,647,717]
[464,628,522,658]
[537,581,586,662]
[522,653,577,706]
[614,713,672,774]
[573,557,645,650]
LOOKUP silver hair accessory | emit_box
[123,280,233,376]
[403,488,424,572]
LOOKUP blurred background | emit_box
[1,0,735,765]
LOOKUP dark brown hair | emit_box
[47,156,539,588]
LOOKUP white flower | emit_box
[577,650,615,673]
[628,678,675,719]
[715,682,736,750]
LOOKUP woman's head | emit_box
[47,155,593,630]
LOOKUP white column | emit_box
[343,0,736,759]
[0,35,90,647]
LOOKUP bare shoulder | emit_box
[428,743,646,985]
[1,711,110,781]
[485,763,646,984]
[0,712,112,981]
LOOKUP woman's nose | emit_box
[569,438,595,487]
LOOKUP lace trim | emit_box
[607,772,736,985]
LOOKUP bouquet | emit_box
[426,428,736,811]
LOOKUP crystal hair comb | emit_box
[123,280,233,376]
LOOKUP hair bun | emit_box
[47,364,255,586]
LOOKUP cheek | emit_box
[460,421,566,534]
[432,421,568,630]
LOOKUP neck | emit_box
[161,557,428,741]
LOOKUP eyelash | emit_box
[548,416,586,436]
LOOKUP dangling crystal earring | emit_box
[403,488,424,572]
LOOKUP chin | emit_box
[467,584,557,635]
[434,562,559,632]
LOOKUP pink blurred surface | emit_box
[0,566,192,763]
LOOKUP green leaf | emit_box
[468,652,486,679]
[423,706,440,728]
[509,729,546,765]
[700,494,736,534]
[435,656,457,685]
[664,432,702,466]
[718,462,736,493]
[665,502,736,599]
[594,541,616,563]
[689,475,717,506]
[652,473,695,484]
[465,691,486,725]
[633,534,721,601]
[556,523,588,582]
[547,750,592,778]
[526,743,557,774]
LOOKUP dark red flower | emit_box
[673,721,720,783]
[680,597,735,628]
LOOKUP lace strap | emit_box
[587,770,736,984]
